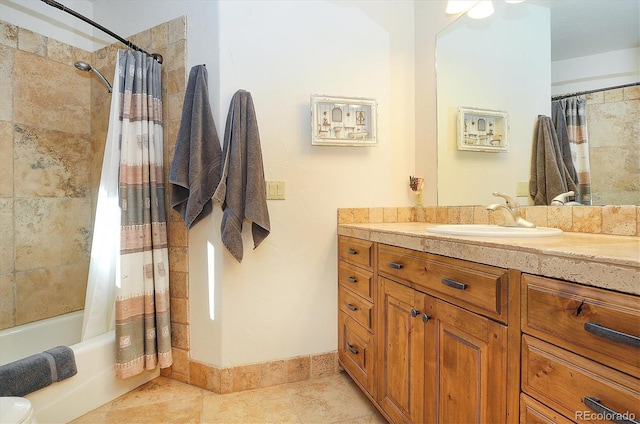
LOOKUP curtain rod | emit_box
[40,0,163,64]
[552,82,638,101]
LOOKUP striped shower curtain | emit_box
[559,97,592,204]
[114,50,172,378]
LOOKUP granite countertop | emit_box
[338,222,640,296]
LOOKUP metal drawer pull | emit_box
[583,397,639,424]
[346,276,357,283]
[442,278,467,290]
[346,303,358,312]
[347,343,359,355]
[584,322,640,348]
[387,261,403,269]
[347,248,358,255]
[422,314,431,323]
[411,308,420,317]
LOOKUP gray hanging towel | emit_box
[169,65,222,230]
[530,115,577,205]
[213,90,270,262]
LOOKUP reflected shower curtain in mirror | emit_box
[553,97,592,204]
[115,50,172,378]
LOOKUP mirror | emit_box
[436,0,640,206]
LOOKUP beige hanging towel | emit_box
[213,90,270,262]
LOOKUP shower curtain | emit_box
[115,50,172,378]
[81,55,123,341]
[82,49,172,378]
[553,97,592,204]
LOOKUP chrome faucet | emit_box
[486,192,535,228]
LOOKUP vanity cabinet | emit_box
[521,274,640,423]
[377,244,512,423]
[378,276,508,424]
[338,224,639,424]
[337,236,518,424]
[337,236,376,397]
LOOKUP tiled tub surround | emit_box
[586,86,640,206]
[0,22,93,329]
[0,16,195,379]
[0,17,189,326]
[337,209,640,295]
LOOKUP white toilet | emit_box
[0,397,37,424]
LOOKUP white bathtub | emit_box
[0,311,159,423]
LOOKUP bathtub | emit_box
[0,311,159,423]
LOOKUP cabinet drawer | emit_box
[339,285,374,331]
[338,236,374,270]
[338,312,375,396]
[378,244,508,322]
[522,274,640,378]
[338,261,374,301]
[521,394,575,424]
[522,335,640,424]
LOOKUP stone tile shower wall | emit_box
[586,85,640,206]
[0,22,93,329]
[0,17,191,349]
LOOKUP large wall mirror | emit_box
[436,0,639,207]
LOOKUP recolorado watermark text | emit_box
[575,410,636,422]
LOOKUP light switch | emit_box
[515,181,529,197]
[266,181,285,200]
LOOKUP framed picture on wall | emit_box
[311,95,378,146]
[457,107,509,152]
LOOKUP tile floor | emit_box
[70,371,386,424]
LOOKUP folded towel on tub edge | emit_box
[0,345,77,397]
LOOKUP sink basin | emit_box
[426,224,563,237]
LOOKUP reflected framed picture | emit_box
[311,95,377,146]
[457,107,509,152]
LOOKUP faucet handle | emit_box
[492,191,519,209]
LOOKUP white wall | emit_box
[414,0,455,206]
[85,0,416,367]
[2,0,416,369]
[551,47,640,95]
[0,0,101,51]
[434,3,550,206]
[192,0,416,367]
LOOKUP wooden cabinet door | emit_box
[377,276,427,424]
[425,298,508,424]
[520,394,575,424]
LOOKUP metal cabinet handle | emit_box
[411,308,420,318]
[387,261,403,269]
[422,314,431,323]
[346,303,358,312]
[346,276,357,283]
[347,248,358,255]
[347,343,359,355]
[583,397,639,424]
[584,322,640,348]
[442,278,467,290]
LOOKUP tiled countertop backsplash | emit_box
[338,205,640,236]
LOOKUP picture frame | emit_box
[311,95,378,146]
[457,107,509,152]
